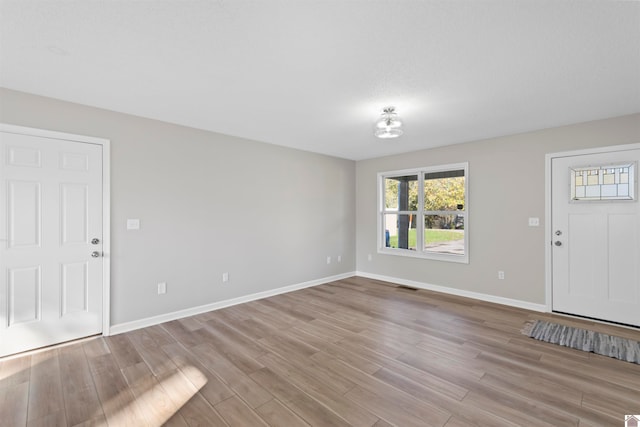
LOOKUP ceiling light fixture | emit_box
[374,106,403,139]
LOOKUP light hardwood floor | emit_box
[1,276,639,426]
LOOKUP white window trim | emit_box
[377,162,469,264]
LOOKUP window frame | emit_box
[377,162,469,263]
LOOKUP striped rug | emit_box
[523,320,640,364]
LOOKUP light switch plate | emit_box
[127,219,140,230]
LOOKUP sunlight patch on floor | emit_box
[104,365,206,426]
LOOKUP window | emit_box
[571,163,635,201]
[378,163,468,263]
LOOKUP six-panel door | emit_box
[0,131,103,357]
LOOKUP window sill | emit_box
[377,247,469,264]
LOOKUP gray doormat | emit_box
[522,320,640,364]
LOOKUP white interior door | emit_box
[0,130,104,357]
[551,146,640,327]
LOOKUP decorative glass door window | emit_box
[570,163,635,201]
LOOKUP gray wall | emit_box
[0,88,356,326]
[356,114,640,304]
[3,86,638,321]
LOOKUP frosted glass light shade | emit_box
[375,116,403,129]
[375,107,403,138]
[375,127,404,138]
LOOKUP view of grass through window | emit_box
[388,228,464,249]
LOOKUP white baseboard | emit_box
[109,270,546,336]
[355,271,547,313]
[108,271,356,336]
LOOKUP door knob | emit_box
[91,251,101,258]
[554,241,562,246]
[91,238,100,245]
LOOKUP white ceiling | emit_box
[1,1,639,160]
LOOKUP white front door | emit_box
[551,146,640,327]
[0,130,104,357]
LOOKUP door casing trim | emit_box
[545,142,640,312]
[0,123,112,336]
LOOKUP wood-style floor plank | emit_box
[27,350,66,424]
[126,328,179,378]
[160,342,235,407]
[257,353,380,427]
[121,361,189,426]
[190,342,273,409]
[105,335,144,370]
[58,345,104,426]
[255,398,311,427]
[1,276,639,426]
[214,396,269,426]
[176,393,228,427]
[26,410,67,427]
[0,355,31,389]
[87,352,149,426]
[0,381,29,426]
[281,393,353,427]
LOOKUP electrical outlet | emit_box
[326,256,331,264]
[498,271,505,280]
[222,272,229,282]
[157,282,167,294]
[337,255,342,263]
[528,217,540,227]
[367,254,372,262]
